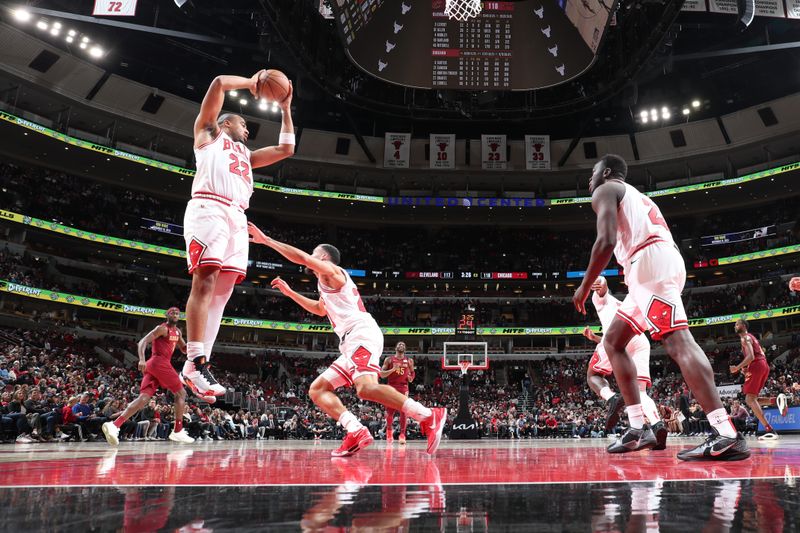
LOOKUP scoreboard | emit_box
[456,310,477,336]
[330,0,614,90]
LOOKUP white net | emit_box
[444,0,482,21]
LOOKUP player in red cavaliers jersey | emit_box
[380,341,416,444]
[180,72,295,400]
[573,154,749,461]
[730,318,777,440]
[248,223,447,457]
[102,307,194,445]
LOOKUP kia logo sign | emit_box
[452,423,477,430]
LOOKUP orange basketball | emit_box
[257,69,290,103]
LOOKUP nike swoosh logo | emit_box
[631,259,639,264]
[710,441,736,456]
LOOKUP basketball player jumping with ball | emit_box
[181,71,295,399]
[573,154,749,461]
[247,223,447,457]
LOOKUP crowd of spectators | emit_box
[3,325,799,445]
[3,161,798,277]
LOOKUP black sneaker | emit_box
[604,393,625,433]
[607,425,656,454]
[651,421,668,451]
[676,430,750,462]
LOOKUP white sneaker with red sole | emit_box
[331,427,374,457]
[421,407,447,455]
[180,358,225,397]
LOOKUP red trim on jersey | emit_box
[616,310,645,334]
[195,129,223,151]
[637,377,652,386]
[628,237,666,261]
[194,190,233,202]
[220,267,247,285]
[330,363,353,385]
[650,323,688,341]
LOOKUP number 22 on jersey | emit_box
[229,153,251,184]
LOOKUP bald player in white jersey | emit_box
[573,154,749,461]
[583,276,666,450]
[247,222,447,457]
[180,71,295,400]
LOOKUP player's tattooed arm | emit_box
[270,277,326,316]
[137,325,166,372]
[194,72,263,148]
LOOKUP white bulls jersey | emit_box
[193,130,254,210]
[613,182,675,268]
[592,291,650,355]
[318,269,375,338]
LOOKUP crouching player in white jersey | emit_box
[180,72,295,400]
[583,276,666,450]
[573,154,748,461]
[247,223,447,457]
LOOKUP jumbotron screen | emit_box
[330,0,615,90]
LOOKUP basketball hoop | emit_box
[444,0,482,21]
[458,360,472,376]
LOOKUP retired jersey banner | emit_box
[481,134,507,170]
[708,0,738,14]
[755,0,786,17]
[525,135,551,170]
[93,0,138,16]
[430,134,456,169]
[789,0,800,18]
[681,0,707,11]
[384,133,411,168]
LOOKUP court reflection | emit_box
[1,475,798,531]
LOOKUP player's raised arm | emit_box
[573,182,624,314]
[248,222,341,279]
[194,72,262,148]
[270,277,326,316]
[137,325,166,372]
[251,83,295,168]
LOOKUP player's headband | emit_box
[166,307,180,315]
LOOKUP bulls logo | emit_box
[646,296,677,333]
[351,346,372,372]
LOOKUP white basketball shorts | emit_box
[183,198,248,283]
[321,318,384,389]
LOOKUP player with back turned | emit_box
[179,71,295,400]
[572,154,749,461]
[380,341,416,444]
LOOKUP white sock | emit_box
[639,391,661,424]
[626,404,645,429]
[187,341,204,361]
[401,398,433,421]
[338,411,363,433]
[599,386,615,401]
[707,408,737,438]
[202,271,237,360]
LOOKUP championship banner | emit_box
[93,0,138,16]
[789,0,800,19]
[481,134,507,170]
[708,0,738,13]
[701,225,775,246]
[384,132,411,168]
[755,0,786,17]
[430,134,456,169]
[681,0,707,11]
[524,135,551,170]
[3,279,798,335]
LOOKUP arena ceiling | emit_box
[5,1,800,139]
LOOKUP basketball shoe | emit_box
[758,425,779,441]
[651,421,668,451]
[604,393,625,433]
[420,407,447,455]
[676,429,750,461]
[180,356,225,397]
[331,427,374,457]
[398,433,406,445]
[607,425,656,453]
[102,421,120,446]
[169,429,195,444]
